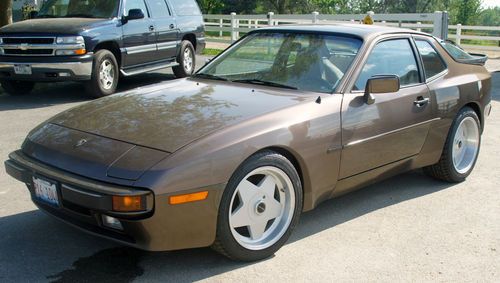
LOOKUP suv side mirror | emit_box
[364,75,400,105]
[123,9,145,23]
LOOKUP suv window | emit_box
[415,40,447,79]
[169,0,201,16]
[354,39,419,90]
[146,0,171,18]
[124,0,149,17]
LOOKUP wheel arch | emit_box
[93,41,122,67]
[254,146,313,211]
[181,33,197,51]
[462,102,483,132]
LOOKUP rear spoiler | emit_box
[460,53,488,66]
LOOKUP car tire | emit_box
[173,40,196,78]
[85,49,119,98]
[424,107,481,183]
[0,80,35,95]
[212,150,303,261]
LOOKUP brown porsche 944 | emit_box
[5,24,492,261]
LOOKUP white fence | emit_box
[204,12,499,52]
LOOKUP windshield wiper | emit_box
[193,73,229,82]
[64,14,96,18]
[232,79,298,90]
[36,15,58,18]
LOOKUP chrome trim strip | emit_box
[0,61,92,77]
[125,44,157,55]
[157,42,178,50]
[345,118,441,147]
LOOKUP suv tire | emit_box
[0,81,35,96]
[85,49,119,98]
[173,40,196,78]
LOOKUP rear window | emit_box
[439,40,475,60]
[168,0,201,16]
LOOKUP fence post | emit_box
[267,12,274,26]
[416,22,421,32]
[230,12,237,43]
[456,23,462,46]
[312,11,319,24]
[432,11,448,39]
[219,18,223,37]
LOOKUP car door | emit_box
[145,0,178,61]
[121,0,157,67]
[339,36,435,179]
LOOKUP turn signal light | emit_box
[112,195,145,212]
[169,191,208,205]
[74,48,87,55]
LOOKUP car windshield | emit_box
[197,32,363,93]
[38,0,119,18]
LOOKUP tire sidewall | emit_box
[445,107,481,181]
[216,151,303,261]
[89,50,119,97]
[174,41,195,78]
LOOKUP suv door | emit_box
[122,0,157,67]
[339,36,435,178]
[145,0,178,61]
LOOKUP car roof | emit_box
[252,23,430,40]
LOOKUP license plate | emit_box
[33,176,59,207]
[14,64,32,75]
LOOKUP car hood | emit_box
[0,18,112,35]
[49,78,309,153]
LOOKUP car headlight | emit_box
[56,36,84,44]
[55,36,86,56]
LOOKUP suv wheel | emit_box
[173,40,196,78]
[0,81,35,95]
[85,49,119,98]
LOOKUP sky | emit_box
[482,0,499,8]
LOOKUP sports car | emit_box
[5,24,492,261]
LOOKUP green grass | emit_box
[202,48,224,56]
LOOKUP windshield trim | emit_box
[196,31,364,94]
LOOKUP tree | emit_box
[221,0,258,14]
[456,0,481,25]
[197,0,225,14]
[0,0,13,27]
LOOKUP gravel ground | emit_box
[0,58,498,282]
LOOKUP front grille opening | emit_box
[3,37,54,44]
[62,200,92,216]
[4,49,53,55]
[45,73,58,78]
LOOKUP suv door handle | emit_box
[414,96,430,107]
[149,25,155,31]
[169,24,175,29]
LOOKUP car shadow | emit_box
[0,170,457,282]
[0,72,177,112]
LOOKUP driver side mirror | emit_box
[123,9,145,23]
[364,75,400,105]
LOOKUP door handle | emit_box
[169,24,175,29]
[414,96,430,107]
[149,25,155,31]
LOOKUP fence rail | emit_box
[203,12,499,52]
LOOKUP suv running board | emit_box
[120,61,179,77]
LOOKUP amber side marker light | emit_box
[169,191,209,205]
[112,195,145,212]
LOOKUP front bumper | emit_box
[0,54,93,81]
[5,150,224,251]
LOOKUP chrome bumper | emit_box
[0,60,92,80]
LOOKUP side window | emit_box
[415,40,447,79]
[145,0,171,18]
[124,0,149,17]
[168,0,202,16]
[354,39,419,90]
